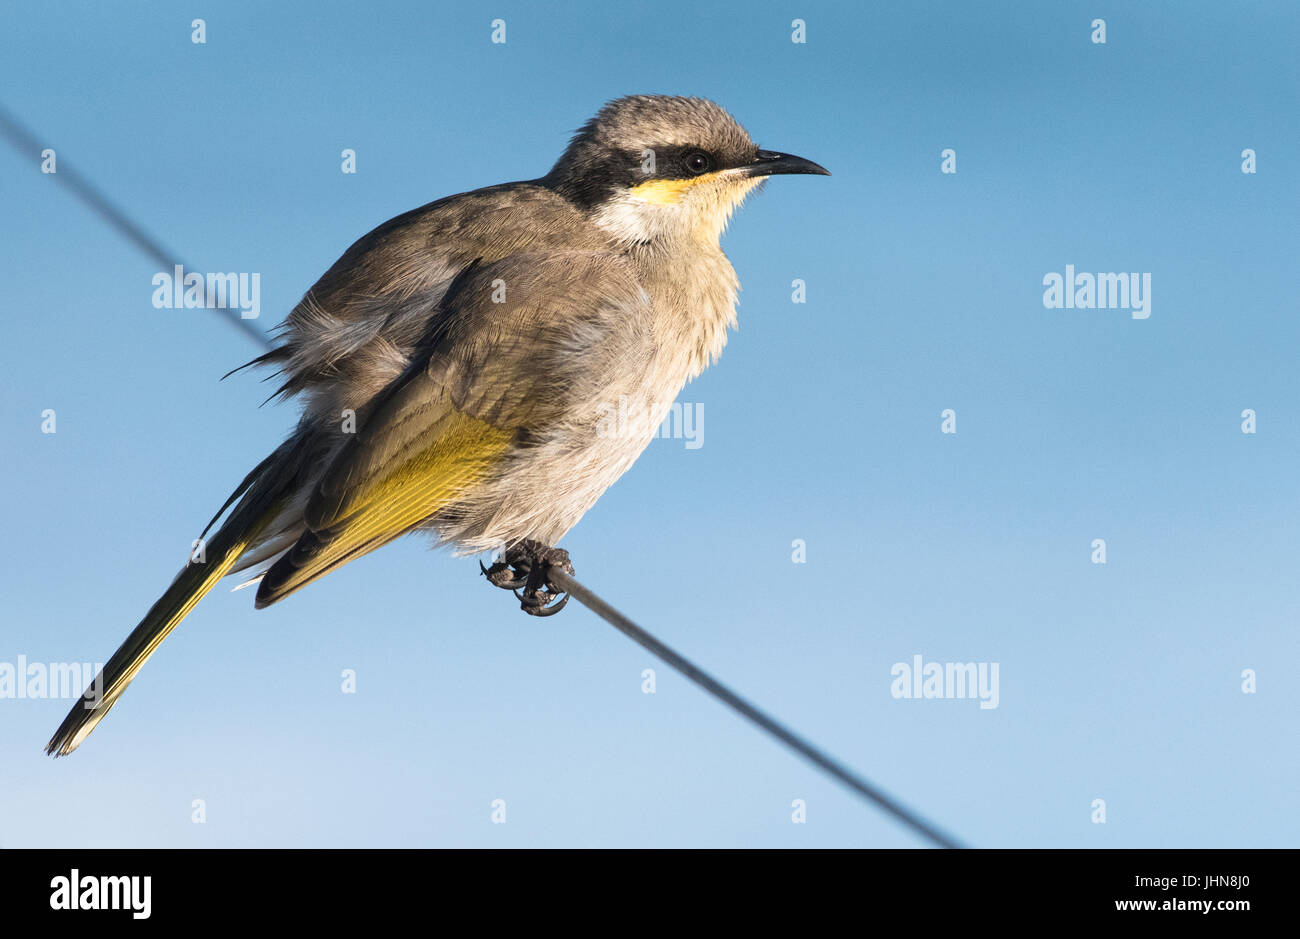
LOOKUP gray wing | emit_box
[252,249,655,606]
[248,182,614,412]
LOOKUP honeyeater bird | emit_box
[47,94,828,756]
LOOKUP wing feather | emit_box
[253,250,651,607]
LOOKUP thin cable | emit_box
[6,105,965,847]
[548,569,967,848]
[0,103,271,350]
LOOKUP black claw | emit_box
[482,542,575,616]
[524,593,569,616]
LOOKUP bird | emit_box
[46,94,829,756]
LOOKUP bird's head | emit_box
[545,95,829,246]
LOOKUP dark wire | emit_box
[549,569,966,848]
[6,103,966,848]
[0,104,272,350]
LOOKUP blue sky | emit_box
[1,0,1296,847]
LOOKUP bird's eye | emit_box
[685,151,712,175]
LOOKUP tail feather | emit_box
[45,516,268,757]
[44,431,317,757]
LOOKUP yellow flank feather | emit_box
[268,410,512,598]
[627,171,721,205]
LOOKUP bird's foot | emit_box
[479,540,574,616]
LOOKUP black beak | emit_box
[742,149,831,178]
